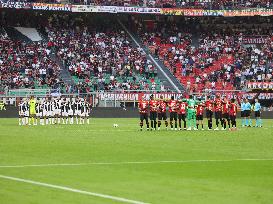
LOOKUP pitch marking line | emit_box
[0,158,272,168]
[0,175,149,204]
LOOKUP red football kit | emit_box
[229,103,238,116]
[205,100,214,111]
[169,100,178,113]
[138,100,149,114]
[196,104,204,116]
[222,100,230,114]
[178,102,187,114]
[149,100,158,112]
[214,98,223,112]
[158,100,167,113]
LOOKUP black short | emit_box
[230,115,236,121]
[223,113,229,120]
[140,113,148,121]
[150,111,157,120]
[206,110,213,119]
[196,114,203,120]
[241,110,245,117]
[170,112,178,121]
[245,110,251,117]
[178,114,186,120]
[255,111,261,117]
[215,111,222,120]
[158,112,167,120]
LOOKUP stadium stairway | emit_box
[5,27,32,43]
[118,20,185,93]
[50,54,75,86]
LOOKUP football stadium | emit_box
[0,1,273,204]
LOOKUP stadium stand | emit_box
[131,16,273,93]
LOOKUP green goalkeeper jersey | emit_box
[29,99,36,112]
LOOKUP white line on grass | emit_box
[0,158,272,168]
[0,175,149,204]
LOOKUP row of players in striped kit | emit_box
[18,96,91,126]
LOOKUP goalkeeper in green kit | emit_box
[183,95,199,131]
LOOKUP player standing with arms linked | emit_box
[184,95,198,131]
[229,98,238,130]
[214,95,224,130]
[149,95,159,131]
[157,95,168,130]
[222,96,231,130]
[196,98,205,130]
[205,96,214,130]
[178,97,187,130]
[169,96,178,130]
[138,96,149,131]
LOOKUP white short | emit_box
[55,109,61,115]
[81,112,89,117]
[68,110,74,116]
[49,111,54,117]
[24,111,29,117]
[74,110,81,116]
[43,111,48,117]
[36,112,42,117]
[62,112,68,117]
[19,111,24,117]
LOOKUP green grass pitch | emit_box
[0,118,273,204]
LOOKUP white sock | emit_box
[87,118,90,124]
[46,118,49,125]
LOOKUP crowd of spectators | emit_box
[0,29,62,93]
[45,15,162,92]
[131,16,273,93]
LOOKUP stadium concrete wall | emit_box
[0,106,272,119]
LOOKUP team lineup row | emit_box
[18,96,92,126]
[138,95,263,131]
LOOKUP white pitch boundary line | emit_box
[0,175,149,204]
[0,158,272,168]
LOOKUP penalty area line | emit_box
[0,158,272,168]
[0,175,149,204]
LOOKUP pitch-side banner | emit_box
[0,1,31,9]
[243,36,269,44]
[71,5,98,12]
[247,82,273,89]
[72,5,161,14]
[98,92,273,101]
[160,8,273,16]
[98,93,183,101]
[32,3,71,11]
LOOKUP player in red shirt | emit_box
[138,96,150,131]
[205,96,214,130]
[222,95,231,130]
[229,98,238,130]
[196,98,205,130]
[149,95,159,131]
[178,99,187,130]
[169,96,178,130]
[214,94,224,130]
[158,95,168,130]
